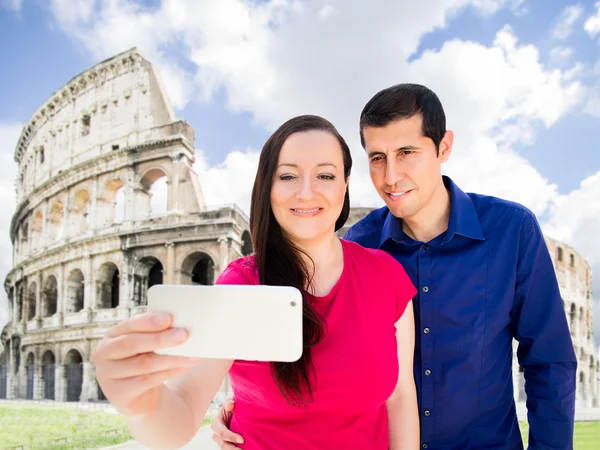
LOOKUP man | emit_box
[211,84,577,449]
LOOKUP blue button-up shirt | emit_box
[344,176,577,449]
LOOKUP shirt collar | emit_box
[379,175,485,247]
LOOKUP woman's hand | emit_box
[92,312,201,418]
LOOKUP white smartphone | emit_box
[147,284,303,362]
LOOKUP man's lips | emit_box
[385,189,413,201]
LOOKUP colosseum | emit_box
[0,49,598,411]
[0,48,251,402]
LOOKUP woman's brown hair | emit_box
[249,115,352,405]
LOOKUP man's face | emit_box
[363,114,452,220]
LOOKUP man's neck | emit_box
[401,178,451,243]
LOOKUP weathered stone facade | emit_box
[0,48,252,402]
[337,208,600,408]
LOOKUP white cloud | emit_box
[584,1,600,39]
[552,4,584,40]
[0,123,21,330]
[549,46,574,66]
[193,148,260,213]
[0,0,23,12]
[48,0,194,110]
[543,172,600,347]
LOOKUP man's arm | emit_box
[512,212,577,449]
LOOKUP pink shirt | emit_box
[215,239,417,449]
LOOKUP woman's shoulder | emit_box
[341,238,401,269]
[216,255,259,285]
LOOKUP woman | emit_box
[92,115,419,449]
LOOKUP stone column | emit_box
[89,175,98,231]
[34,348,43,400]
[166,242,175,284]
[18,347,26,399]
[57,264,65,327]
[36,274,43,328]
[83,255,94,322]
[11,283,17,324]
[62,190,70,239]
[167,153,183,212]
[80,340,93,402]
[42,200,49,249]
[124,165,137,222]
[219,237,230,275]
[55,345,64,402]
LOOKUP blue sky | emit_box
[0,0,599,347]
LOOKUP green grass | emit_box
[520,421,600,449]
[0,403,133,450]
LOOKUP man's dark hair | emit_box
[359,83,446,155]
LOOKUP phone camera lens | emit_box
[291,301,297,307]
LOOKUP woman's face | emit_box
[270,130,348,246]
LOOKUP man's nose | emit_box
[384,159,406,187]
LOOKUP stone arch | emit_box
[241,230,253,256]
[42,275,58,317]
[27,281,37,320]
[64,349,83,402]
[48,200,64,240]
[579,371,586,401]
[181,251,216,285]
[15,283,24,323]
[12,337,21,376]
[32,210,43,248]
[140,168,169,217]
[517,366,526,402]
[20,222,29,255]
[100,178,125,226]
[97,262,120,309]
[26,352,35,400]
[133,256,164,306]
[71,189,91,234]
[66,269,85,313]
[569,303,576,334]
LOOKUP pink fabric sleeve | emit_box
[393,261,417,322]
[215,257,259,286]
[373,250,417,322]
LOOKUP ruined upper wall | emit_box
[13,48,179,201]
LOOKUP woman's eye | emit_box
[318,174,335,180]
[279,175,296,181]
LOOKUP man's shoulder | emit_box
[468,191,539,228]
[343,206,389,248]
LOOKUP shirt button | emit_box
[422,286,429,293]
[424,410,431,416]
[423,244,429,250]
[423,327,430,334]
[422,445,428,449]
[425,369,431,376]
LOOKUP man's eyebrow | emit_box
[367,146,418,158]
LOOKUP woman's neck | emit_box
[292,233,344,296]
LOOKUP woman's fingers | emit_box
[96,352,200,379]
